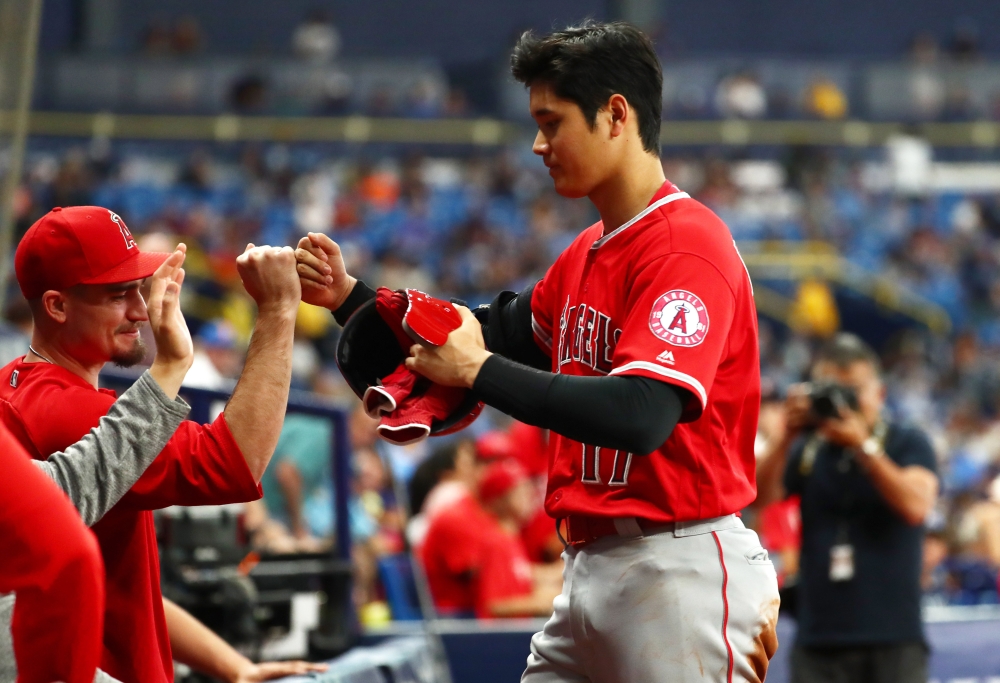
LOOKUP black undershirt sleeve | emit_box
[332,280,687,453]
[473,354,686,455]
[477,282,551,371]
[332,279,377,326]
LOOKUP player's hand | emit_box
[148,245,193,399]
[784,383,812,434]
[294,232,357,311]
[820,408,870,450]
[237,244,302,315]
[231,660,328,683]
[406,306,491,389]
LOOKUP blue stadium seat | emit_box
[377,554,424,621]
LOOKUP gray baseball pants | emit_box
[522,514,781,683]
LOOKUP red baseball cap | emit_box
[478,459,528,504]
[15,206,171,299]
[475,430,517,461]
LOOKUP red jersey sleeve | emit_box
[609,253,735,420]
[118,413,261,510]
[16,383,117,460]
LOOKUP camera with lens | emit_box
[808,381,859,422]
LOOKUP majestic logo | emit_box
[9,370,18,388]
[108,210,136,250]
[649,290,709,347]
[655,349,675,365]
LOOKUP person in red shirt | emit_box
[0,206,322,682]
[476,426,561,564]
[0,426,104,683]
[420,483,491,617]
[473,460,561,619]
[421,459,560,619]
[295,22,780,682]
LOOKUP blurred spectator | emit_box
[714,72,767,119]
[921,529,950,596]
[293,10,341,63]
[419,443,494,617]
[421,458,559,619]
[141,20,173,56]
[184,319,242,390]
[230,74,269,114]
[442,87,471,118]
[0,295,31,366]
[909,70,945,120]
[404,78,444,118]
[475,427,559,564]
[803,77,848,120]
[258,413,332,544]
[171,16,204,55]
[957,474,1000,569]
[941,85,975,121]
[948,18,981,62]
[471,460,560,618]
[908,32,940,65]
[406,440,479,548]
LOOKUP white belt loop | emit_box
[613,517,644,538]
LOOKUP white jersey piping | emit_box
[590,191,690,250]
[531,314,553,349]
[609,360,707,408]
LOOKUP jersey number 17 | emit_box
[581,444,633,487]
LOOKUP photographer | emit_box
[756,333,939,683]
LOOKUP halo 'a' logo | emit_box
[108,210,136,250]
[649,290,709,347]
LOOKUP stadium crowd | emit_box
[6,140,1000,620]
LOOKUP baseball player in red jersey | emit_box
[296,21,779,682]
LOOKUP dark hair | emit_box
[510,21,662,154]
[815,332,882,376]
[407,444,459,516]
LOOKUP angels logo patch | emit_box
[649,290,709,347]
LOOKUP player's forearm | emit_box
[223,307,297,482]
[473,354,684,454]
[34,370,191,525]
[164,597,252,683]
[860,456,937,526]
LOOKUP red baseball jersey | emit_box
[531,181,760,522]
[0,358,262,683]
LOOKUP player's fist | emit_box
[294,232,356,312]
[237,244,302,314]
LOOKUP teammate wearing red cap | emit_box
[0,206,323,682]
[297,21,778,683]
[0,245,190,683]
[422,458,561,619]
